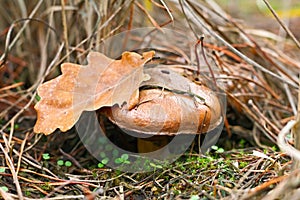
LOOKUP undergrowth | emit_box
[1,0,300,199]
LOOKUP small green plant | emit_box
[238,139,246,148]
[57,160,64,166]
[239,161,248,168]
[0,167,8,192]
[65,161,72,167]
[35,94,41,101]
[98,157,109,168]
[57,160,72,167]
[0,186,8,192]
[112,149,119,157]
[25,190,31,196]
[0,167,5,173]
[100,152,106,158]
[211,145,225,153]
[98,137,107,144]
[7,124,19,131]
[41,182,53,191]
[105,144,113,151]
[42,153,50,160]
[189,195,200,200]
[149,162,163,169]
[41,153,51,168]
[114,154,130,164]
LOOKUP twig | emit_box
[135,1,162,31]
[194,38,201,75]
[241,174,288,200]
[16,132,29,175]
[277,120,300,161]
[159,0,174,23]
[283,83,297,116]
[261,169,300,200]
[293,73,300,168]
[0,143,23,199]
[61,0,70,61]
[262,0,300,49]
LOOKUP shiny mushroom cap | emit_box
[102,66,222,136]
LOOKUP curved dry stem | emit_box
[278,120,300,161]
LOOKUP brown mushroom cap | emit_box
[102,67,222,136]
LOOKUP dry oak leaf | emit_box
[34,51,155,135]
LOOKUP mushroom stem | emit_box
[137,136,169,153]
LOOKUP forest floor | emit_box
[0,1,300,199]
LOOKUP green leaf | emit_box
[211,145,218,150]
[123,160,130,164]
[112,149,119,157]
[150,163,163,169]
[7,124,19,131]
[100,152,106,158]
[217,148,225,153]
[35,94,41,101]
[189,195,199,200]
[98,137,107,144]
[42,153,50,160]
[65,161,72,167]
[25,190,31,196]
[57,160,64,166]
[121,154,129,160]
[114,158,123,164]
[0,167,5,173]
[0,186,8,192]
[98,163,104,168]
[156,164,163,169]
[105,144,113,151]
[101,158,109,165]
[239,139,246,147]
[149,162,156,168]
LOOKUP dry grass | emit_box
[0,0,299,199]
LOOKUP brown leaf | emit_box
[34,51,155,135]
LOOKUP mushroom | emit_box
[101,66,223,153]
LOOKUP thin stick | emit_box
[135,1,162,31]
[16,132,29,175]
[242,174,288,200]
[61,0,70,61]
[293,76,300,168]
[159,0,174,23]
[200,36,216,86]
[278,120,300,161]
[262,0,300,49]
[0,142,23,199]
[194,38,201,75]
